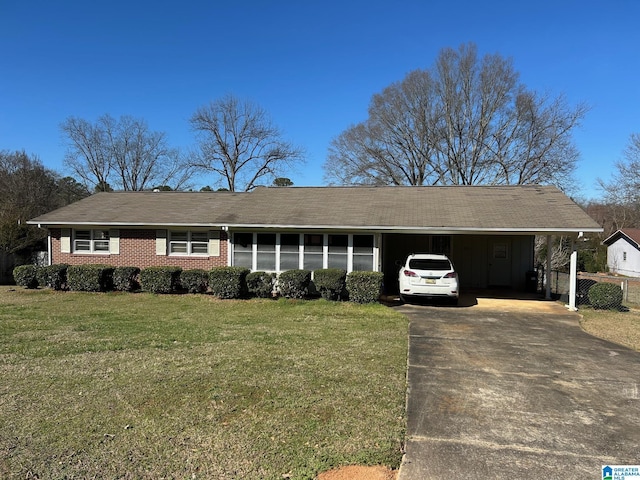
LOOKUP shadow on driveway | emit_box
[396,299,640,479]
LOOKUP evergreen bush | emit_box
[113,266,140,292]
[346,271,383,304]
[277,269,311,299]
[246,271,276,298]
[209,266,249,299]
[180,269,209,294]
[67,264,115,292]
[587,282,623,310]
[13,265,39,289]
[140,266,182,294]
[313,268,347,301]
[37,264,69,291]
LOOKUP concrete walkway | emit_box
[396,297,640,479]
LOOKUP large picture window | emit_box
[328,234,348,269]
[169,231,209,256]
[303,234,324,270]
[233,233,253,268]
[73,229,110,253]
[256,233,276,270]
[352,235,374,271]
[231,232,376,273]
[279,233,300,270]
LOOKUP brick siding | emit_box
[49,228,228,269]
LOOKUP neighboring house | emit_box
[28,185,602,293]
[603,228,640,278]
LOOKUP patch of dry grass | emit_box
[579,306,640,352]
[0,287,408,479]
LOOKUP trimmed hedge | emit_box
[278,269,311,299]
[113,266,140,292]
[67,264,115,292]
[209,266,249,299]
[346,271,383,304]
[13,265,39,289]
[246,271,276,298]
[313,268,347,301]
[140,266,182,294]
[587,282,623,310]
[180,269,209,294]
[37,264,69,291]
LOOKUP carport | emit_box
[375,186,602,309]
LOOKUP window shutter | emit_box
[208,230,221,257]
[109,229,120,254]
[156,230,167,255]
[61,229,71,253]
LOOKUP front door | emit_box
[488,239,512,287]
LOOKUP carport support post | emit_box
[567,232,582,311]
[568,241,578,311]
[545,235,552,300]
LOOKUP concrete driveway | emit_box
[396,296,640,479]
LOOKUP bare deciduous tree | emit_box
[324,43,588,191]
[61,114,193,191]
[598,132,640,227]
[189,95,304,192]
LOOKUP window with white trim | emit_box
[328,234,348,269]
[303,234,324,270]
[169,231,209,255]
[233,232,253,268]
[231,232,376,272]
[279,233,300,270]
[256,233,276,270]
[352,235,374,271]
[73,229,110,253]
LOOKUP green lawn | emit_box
[579,305,640,352]
[0,287,408,479]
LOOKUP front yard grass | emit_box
[579,305,640,352]
[0,287,408,479]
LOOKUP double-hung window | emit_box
[74,230,110,253]
[169,231,209,255]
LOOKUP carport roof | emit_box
[29,184,602,235]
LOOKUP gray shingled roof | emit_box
[28,185,602,234]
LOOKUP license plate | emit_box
[423,278,436,284]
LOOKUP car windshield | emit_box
[409,259,451,270]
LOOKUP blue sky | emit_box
[1,0,638,200]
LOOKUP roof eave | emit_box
[27,221,603,236]
[26,221,225,228]
[224,223,603,235]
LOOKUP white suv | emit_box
[398,253,459,305]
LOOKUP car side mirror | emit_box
[395,260,404,267]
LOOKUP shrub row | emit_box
[13,265,384,303]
